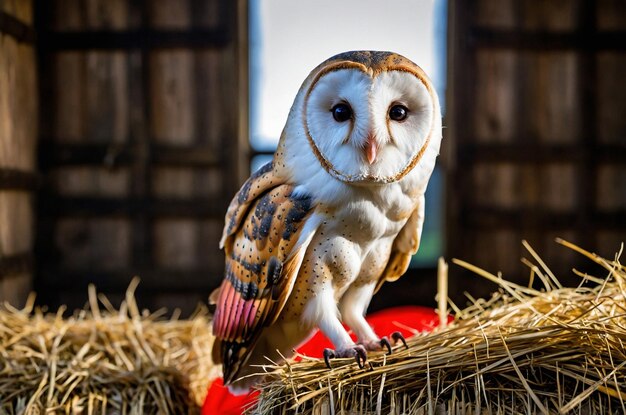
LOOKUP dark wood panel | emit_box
[1,0,37,306]
[40,29,230,50]
[458,143,626,163]
[445,0,626,306]
[0,11,36,43]
[33,0,247,313]
[0,253,33,279]
[469,29,626,51]
[37,267,220,292]
[460,207,626,229]
[39,142,221,168]
[40,196,228,218]
[0,168,40,191]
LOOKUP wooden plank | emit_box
[153,218,223,269]
[40,196,228,218]
[0,2,37,305]
[37,267,221,292]
[39,142,221,167]
[523,52,581,144]
[597,230,626,261]
[460,208,625,230]
[39,142,134,167]
[0,252,33,278]
[194,51,223,148]
[0,11,35,43]
[597,0,626,31]
[597,53,626,144]
[0,0,33,25]
[50,166,130,197]
[50,0,132,31]
[445,0,471,279]
[469,29,626,51]
[541,164,577,212]
[84,52,129,143]
[150,50,196,145]
[474,50,518,142]
[40,29,230,50]
[154,146,220,166]
[232,0,249,187]
[0,168,40,191]
[0,193,33,257]
[519,0,580,31]
[458,143,626,163]
[154,219,199,268]
[49,52,86,141]
[597,165,626,211]
[54,217,131,271]
[191,0,223,29]
[151,168,222,199]
[150,0,192,29]
[578,0,599,258]
[0,274,31,307]
[0,36,38,170]
[474,0,518,29]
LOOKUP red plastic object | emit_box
[202,306,448,414]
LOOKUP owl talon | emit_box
[354,345,367,368]
[323,348,336,369]
[391,331,408,349]
[380,337,392,355]
[323,345,367,369]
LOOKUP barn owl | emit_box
[212,51,442,393]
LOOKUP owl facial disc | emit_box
[302,58,437,185]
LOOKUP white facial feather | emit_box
[282,64,441,207]
[369,71,434,178]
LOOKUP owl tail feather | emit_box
[219,340,252,386]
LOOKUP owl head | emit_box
[277,51,442,193]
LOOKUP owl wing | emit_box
[375,195,425,293]
[212,162,318,384]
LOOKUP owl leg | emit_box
[304,281,367,368]
[339,283,408,353]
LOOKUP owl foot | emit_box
[391,331,409,349]
[323,345,367,369]
[360,332,409,355]
[359,338,392,354]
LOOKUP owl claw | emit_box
[391,331,408,349]
[323,345,367,369]
[354,346,367,368]
[380,337,392,355]
[323,348,335,369]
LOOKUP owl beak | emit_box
[365,136,378,165]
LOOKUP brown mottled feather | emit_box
[219,161,277,252]
[212,162,316,384]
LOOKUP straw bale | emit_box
[254,240,626,414]
[0,280,217,414]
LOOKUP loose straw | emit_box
[437,257,448,328]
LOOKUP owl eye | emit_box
[331,103,353,122]
[389,105,408,121]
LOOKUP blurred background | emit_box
[0,0,624,315]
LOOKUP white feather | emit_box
[339,282,378,343]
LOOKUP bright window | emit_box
[249,0,447,266]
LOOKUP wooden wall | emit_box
[35,0,248,314]
[0,0,37,306]
[446,0,626,302]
